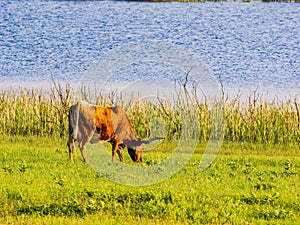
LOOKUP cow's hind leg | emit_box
[67,138,75,163]
[79,144,88,163]
[78,130,97,163]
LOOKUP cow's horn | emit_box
[124,137,164,148]
[141,137,164,144]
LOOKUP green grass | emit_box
[0,136,299,224]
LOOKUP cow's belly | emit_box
[89,131,112,144]
[89,133,99,144]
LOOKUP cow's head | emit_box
[127,146,142,163]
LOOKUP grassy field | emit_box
[0,136,299,224]
[0,86,300,224]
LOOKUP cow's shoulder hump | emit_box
[111,106,124,114]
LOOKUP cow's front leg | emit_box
[111,141,118,162]
[117,149,124,162]
[117,143,126,162]
[111,141,126,162]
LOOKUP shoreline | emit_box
[0,79,299,103]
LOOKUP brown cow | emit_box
[67,101,161,163]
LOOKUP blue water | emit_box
[1,1,299,98]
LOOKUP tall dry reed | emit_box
[0,83,300,146]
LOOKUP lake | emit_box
[1,1,299,99]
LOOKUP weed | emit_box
[18,162,28,173]
[2,164,13,174]
[53,174,67,187]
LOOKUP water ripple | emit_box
[0,1,299,97]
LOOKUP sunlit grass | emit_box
[0,136,299,224]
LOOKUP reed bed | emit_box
[1,84,300,146]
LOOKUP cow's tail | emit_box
[67,101,80,145]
